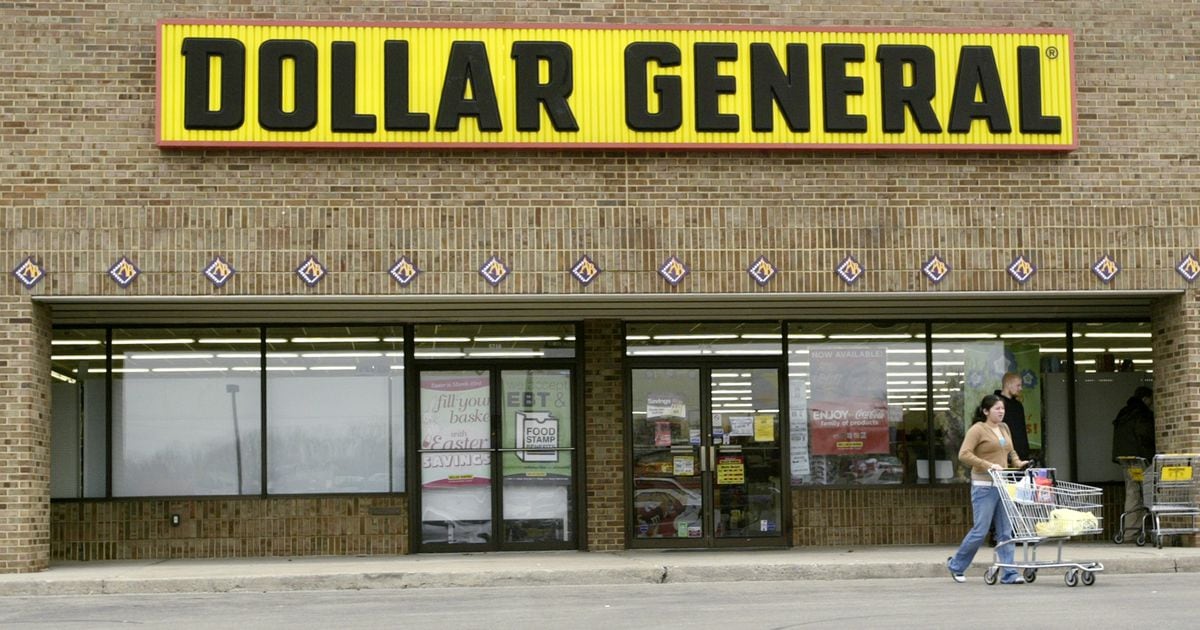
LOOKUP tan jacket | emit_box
[958,421,1019,483]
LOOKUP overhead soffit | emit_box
[37,291,1171,325]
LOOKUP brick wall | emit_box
[794,484,1126,546]
[0,296,51,572]
[583,320,626,550]
[50,496,408,561]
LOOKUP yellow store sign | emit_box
[157,21,1075,150]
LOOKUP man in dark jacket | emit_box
[996,372,1031,460]
[1111,386,1155,531]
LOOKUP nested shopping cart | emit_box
[1113,456,1150,545]
[1143,454,1200,549]
[987,468,1104,587]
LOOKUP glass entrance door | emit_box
[417,369,575,551]
[630,367,785,547]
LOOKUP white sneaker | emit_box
[946,558,966,583]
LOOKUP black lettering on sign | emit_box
[749,43,809,133]
[876,45,941,133]
[624,42,682,132]
[331,42,376,132]
[181,38,245,130]
[948,46,1011,133]
[822,44,867,133]
[511,41,579,132]
[383,40,431,131]
[435,41,502,132]
[1017,46,1061,134]
[693,42,738,132]
[258,40,318,131]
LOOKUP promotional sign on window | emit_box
[808,346,889,455]
[420,373,491,488]
[502,371,572,480]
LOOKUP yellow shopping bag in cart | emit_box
[1035,508,1098,537]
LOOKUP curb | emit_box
[2,558,1197,596]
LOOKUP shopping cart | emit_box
[1144,454,1200,549]
[1113,456,1150,546]
[987,468,1104,587]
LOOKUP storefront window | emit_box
[788,323,925,485]
[111,327,262,496]
[930,323,1067,482]
[49,329,107,498]
[266,327,405,494]
[414,323,575,359]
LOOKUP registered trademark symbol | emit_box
[1046,46,1059,60]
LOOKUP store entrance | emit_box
[416,368,576,551]
[629,366,787,548]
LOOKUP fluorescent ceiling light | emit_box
[50,370,77,383]
[712,349,782,355]
[197,338,282,344]
[91,368,149,373]
[712,372,747,378]
[711,389,751,394]
[111,338,194,345]
[652,334,738,341]
[291,337,380,343]
[828,334,913,340]
[382,337,406,343]
[51,340,101,346]
[414,337,472,343]
[309,366,357,371]
[1040,347,1106,353]
[51,354,108,361]
[787,334,826,339]
[741,333,782,340]
[126,353,214,360]
[626,349,706,356]
[625,335,651,341]
[466,351,546,357]
[930,333,998,339]
[216,352,261,359]
[300,352,383,358]
[152,367,228,373]
[413,351,467,358]
[999,332,1076,339]
[712,382,752,387]
[474,336,561,342]
[1084,332,1152,338]
[1118,347,1153,353]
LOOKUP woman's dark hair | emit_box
[973,394,1004,423]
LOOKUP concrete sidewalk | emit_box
[2,543,1199,596]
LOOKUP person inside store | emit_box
[1111,385,1156,530]
[946,394,1029,584]
[995,372,1031,461]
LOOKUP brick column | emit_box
[583,319,625,550]
[0,296,52,572]
[1150,290,1200,546]
[1151,290,1200,454]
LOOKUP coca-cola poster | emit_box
[808,346,889,456]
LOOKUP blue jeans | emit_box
[949,484,1019,582]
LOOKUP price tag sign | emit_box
[1161,466,1193,482]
